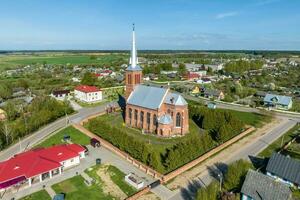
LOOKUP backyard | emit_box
[51,164,136,200]
[36,126,90,148]
[20,190,51,200]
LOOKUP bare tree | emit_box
[1,122,12,145]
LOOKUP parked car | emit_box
[90,138,100,148]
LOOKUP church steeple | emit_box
[125,23,143,99]
[130,23,138,68]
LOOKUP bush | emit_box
[196,181,219,200]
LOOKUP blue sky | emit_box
[0,0,299,50]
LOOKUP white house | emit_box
[74,85,102,103]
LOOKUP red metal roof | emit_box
[0,144,85,184]
[75,85,100,93]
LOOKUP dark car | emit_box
[90,138,100,148]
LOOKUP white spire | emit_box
[130,23,138,67]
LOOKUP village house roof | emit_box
[0,144,85,185]
[264,93,292,106]
[158,114,173,125]
[266,153,300,185]
[241,169,292,200]
[52,90,70,96]
[204,89,222,97]
[75,85,100,93]
[127,85,168,110]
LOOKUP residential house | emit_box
[187,72,200,81]
[263,93,293,110]
[74,85,102,103]
[266,153,300,188]
[51,90,70,101]
[241,169,292,200]
[203,89,225,100]
[254,91,267,99]
[0,144,85,192]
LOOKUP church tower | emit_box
[125,24,143,99]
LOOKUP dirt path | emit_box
[166,117,282,190]
[96,165,127,200]
[136,192,160,200]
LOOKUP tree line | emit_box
[87,103,246,173]
[224,60,263,74]
[0,96,73,150]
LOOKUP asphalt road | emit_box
[0,103,110,161]
[168,118,299,200]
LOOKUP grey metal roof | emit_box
[164,93,187,106]
[264,93,292,106]
[127,85,168,110]
[204,89,222,97]
[158,114,173,125]
[241,169,292,200]
[126,65,142,71]
[266,153,300,185]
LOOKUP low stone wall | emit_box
[72,123,164,180]
[125,187,151,200]
[161,126,255,182]
[75,110,256,198]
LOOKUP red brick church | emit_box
[125,25,189,137]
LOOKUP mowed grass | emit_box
[107,165,137,196]
[36,126,90,148]
[259,124,300,158]
[20,190,51,200]
[52,175,113,200]
[218,108,271,127]
[85,165,137,196]
[94,112,201,154]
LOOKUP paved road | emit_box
[0,103,110,161]
[168,118,299,200]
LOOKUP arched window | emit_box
[153,114,157,126]
[147,112,151,130]
[176,112,181,127]
[129,108,132,119]
[134,110,138,126]
[140,111,144,127]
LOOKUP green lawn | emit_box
[85,164,137,196]
[219,109,271,128]
[20,190,51,200]
[92,112,201,154]
[52,175,113,200]
[259,124,300,158]
[107,165,137,196]
[36,126,90,148]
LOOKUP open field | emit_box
[0,53,128,70]
[20,190,51,200]
[36,126,90,148]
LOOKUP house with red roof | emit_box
[0,144,85,192]
[74,85,103,103]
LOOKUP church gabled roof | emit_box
[164,93,188,106]
[127,85,168,110]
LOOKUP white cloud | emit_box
[215,11,239,19]
[254,0,281,6]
